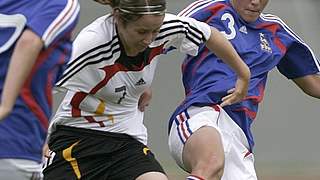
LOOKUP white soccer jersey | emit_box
[48,13,211,144]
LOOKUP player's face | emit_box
[231,0,269,23]
[117,14,164,56]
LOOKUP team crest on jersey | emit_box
[259,33,272,53]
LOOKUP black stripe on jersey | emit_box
[57,46,121,87]
[156,29,200,47]
[64,35,118,74]
[156,19,207,45]
[162,20,207,41]
[57,36,120,86]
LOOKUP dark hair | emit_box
[111,0,166,23]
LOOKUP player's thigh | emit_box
[182,126,224,170]
[136,172,168,180]
[169,106,226,171]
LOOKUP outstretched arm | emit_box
[293,74,320,99]
[205,27,250,107]
[0,29,43,121]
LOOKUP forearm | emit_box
[293,74,320,98]
[205,28,250,80]
[1,29,43,111]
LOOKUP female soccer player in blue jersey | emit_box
[42,0,250,179]
[0,0,80,179]
[168,0,320,179]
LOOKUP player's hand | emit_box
[93,0,112,5]
[0,105,12,122]
[42,143,51,158]
[220,77,248,107]
[138,88,152,112]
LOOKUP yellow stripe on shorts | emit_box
[62,141,81,179]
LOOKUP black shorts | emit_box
[43,125,165,180]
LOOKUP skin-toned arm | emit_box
[205,27,250,107]
[0,29,43,121]
[293,74,320,98]
[138,87,152,112]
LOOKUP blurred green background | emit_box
[55,0,320,179]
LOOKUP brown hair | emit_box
[111,0,166,23]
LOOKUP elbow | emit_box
[294,74,320,99]
[303,89,320,99]
[300,82,320,99]
[17,29,43,50]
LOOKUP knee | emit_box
[182,126,225,179]
[192,155,224,179]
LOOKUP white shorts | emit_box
[168,105,257,180]
[0,159,43,180]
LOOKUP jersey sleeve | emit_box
[27,0,80,48]
[70,15,116,61]
[276,26,320,79]
[55,15,118,88]
[71,29,105,61]
[155,13,211,56]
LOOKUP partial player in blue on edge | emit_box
[0,0,80,179]
[168,0,320,180]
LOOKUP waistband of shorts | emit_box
[54,125,134,140]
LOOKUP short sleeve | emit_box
[28,0,80,47]
[157,13,211,56]
[277,41,320,79]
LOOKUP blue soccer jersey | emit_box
[169,0,320,151]
[0,0,79,162]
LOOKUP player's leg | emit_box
[169,105,226,180]
[169,105,257,180]
[183,126,224,180]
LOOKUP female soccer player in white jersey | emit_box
[168,0,320,179]
[42,0,250,179]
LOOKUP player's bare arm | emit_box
[138,88,152,112]
[0,29,43,121]
[293,74,320,98]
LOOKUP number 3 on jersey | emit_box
[220,13,236,40]
[0,14,26,53]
